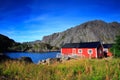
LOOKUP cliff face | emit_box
[42,20,120,47]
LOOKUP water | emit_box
[4,52,59,64]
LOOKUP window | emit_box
[78,49,82,54]
[88,49,93,54]
[103,49,108,53]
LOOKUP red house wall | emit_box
[61,48,72,55]
[61,48,97,58]
[77,48,97,58]
[107,49,112,57]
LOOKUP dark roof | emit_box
[103,44,113,48]
[62,42,101,48]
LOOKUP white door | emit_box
[72,48,76,54]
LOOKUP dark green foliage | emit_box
[10,43,30,52]
[29,43,59,52]
[10,42,59,52]
[0,34,59,53]
[0,34,15,52]
[110,35,120,57]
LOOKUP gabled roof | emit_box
[62,42,101,48]
[103,44,113,48]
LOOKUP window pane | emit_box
[88,49,92,54]
[78,49,82,53]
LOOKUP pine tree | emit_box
[111,35,120,57]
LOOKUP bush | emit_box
[110,35,120,57]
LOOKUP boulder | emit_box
[18,57,33,63]
[0,55,11,62]
[46,58,62,64]
[38,58,62,65]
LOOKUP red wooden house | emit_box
[103,44,113,57]
[61,42,104,58]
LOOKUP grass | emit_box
[0,58,120,80]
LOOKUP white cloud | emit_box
[24,14,49,23]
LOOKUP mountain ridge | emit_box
[0,34,15,53]
[0,34,59,53]
[1,20,120,52]
[42,20,120,47]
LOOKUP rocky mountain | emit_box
[1,20,120,52]
[0,34,15,53]
[10,42,59,52]
[0,34,59,53]
[42,20,120,47]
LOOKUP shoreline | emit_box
[4,51,60,54]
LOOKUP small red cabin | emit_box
[103,44,113,57]
[61,42,104,58]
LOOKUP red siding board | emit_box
[61,43,113,58]
[62,48,72,55]
[61,48,98,58]
[61,44,104,58]
[107,49,112,57]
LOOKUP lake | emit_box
[4,52,60,64]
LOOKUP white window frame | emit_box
[78,49,82,54]
[88,49,93,54]
[103,49,108,53]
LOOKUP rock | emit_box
[46,58,51,65]
[38,58,62,65]
[61,56,71,61]
[37,60,46,65]
[47,58,62,64]
[42,20,120,47]
[18,57,33,63]
[0,55,11,62]
[37,60,41,64]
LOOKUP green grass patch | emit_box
[0,58,120,80]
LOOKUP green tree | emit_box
[111,35,120,57]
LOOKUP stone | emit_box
[0,55,11,62]
[18,57,33,63]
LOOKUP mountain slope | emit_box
[42,20,120,47]
[10,42,59,52]
[0,34,59,53]
[0,34,15,53]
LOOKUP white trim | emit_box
[95,48,97,58]
[88,49,93,54]
[103,48,108,53]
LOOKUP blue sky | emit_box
[0,0,120,42]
